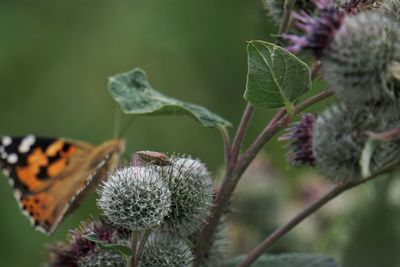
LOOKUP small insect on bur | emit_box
[134,151,172,166]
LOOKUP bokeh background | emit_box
[1,1,400,266]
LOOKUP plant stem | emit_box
[311,61,321,80]
[114,106,121,139]
[278,0,295,35]
[128,231,139,267]
[239,185,345,267]
[134,230,151,267]
[231,105,255,164]
[193,0,328,264]
[193,90,332,265]
[239,169,393,267]
[219,126,232,165]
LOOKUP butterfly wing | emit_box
[0,136,124,234]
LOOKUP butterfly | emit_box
[0,135,124,235]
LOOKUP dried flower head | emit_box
[141,232,194,267]
[77,251,126,267]
[280,113,317,166]
[48,220,128,267]
[97,166,171,231]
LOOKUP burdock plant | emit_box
[43,0,400,266]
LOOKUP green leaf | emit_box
[360,139,380,178]
[108,68,231,128]
[244,40,311,109]
[83,233,133,257]
[223,253,339,267]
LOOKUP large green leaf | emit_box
[223,253,339,267]
[108,68,231,128]
[244,40,311,109]
[83,233,133,257]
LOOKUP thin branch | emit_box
[239,185,344,267]
[311,61,321,80]
[129,231,139,267]
[193,1,327,263]
[219,126,232,164]
[365,127,400,142]
[134,230,151,267]
[193,90,332,266]
[239,169,393,267]
[194,91,332,263]
[231,105,255,164]
[292,89,333,115]
[278,0,295,35]
[114,106,121,139]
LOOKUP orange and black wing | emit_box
[0,135,124,234]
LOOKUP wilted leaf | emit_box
[223,253,339,267]
[108,68,231,128]
[244,40,311,109]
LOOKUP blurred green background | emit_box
[1,1,400,266]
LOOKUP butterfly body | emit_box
[0,136,124,234]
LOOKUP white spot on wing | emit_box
[18,135,36,153]
[7,154,18,164]
[2,136,11,146]
[14,190,22,202]
[1,152,7,159]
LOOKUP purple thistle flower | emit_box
[283,0,345,58]
[280,114,317,166]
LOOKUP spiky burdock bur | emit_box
[312,100,400,182]
[48,220,129,267]
[97,166,171,231]
[189,216,230,267]
[312,104,375,182]
[285,0,400,107]
[141,231,194,267]
[322,11,400,106]
[159,156,213,236]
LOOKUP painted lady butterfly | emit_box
[0,135,124,234]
